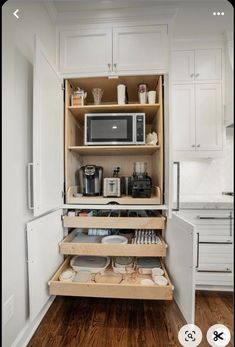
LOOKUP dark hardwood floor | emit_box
[27,291,233,347]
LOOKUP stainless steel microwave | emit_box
[84,113,145,145]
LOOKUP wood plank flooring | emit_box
[27,291,233,347]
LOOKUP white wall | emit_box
[179,128,233,198]
[2,1,56,346]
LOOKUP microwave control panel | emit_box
[136,115,144,143]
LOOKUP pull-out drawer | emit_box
[196,271,233,287]
[48,258,173,300]
[63,213,165,230]
[197,243,233,272]
[59,229,167,256]
[196,225,232,243]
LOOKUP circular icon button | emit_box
[207,324,231,346]
[178,324,202,347]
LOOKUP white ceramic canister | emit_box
[117,84,126,105]
[147,91,156,104]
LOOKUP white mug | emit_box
[147,91,156,104]
[117,84,126,105]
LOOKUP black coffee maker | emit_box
[79,165,103,196]
[131,162,152,198]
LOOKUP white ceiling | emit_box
[51,0,229,12]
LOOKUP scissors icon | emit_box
[213,331,224,341]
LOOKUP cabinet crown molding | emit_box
[55,5,178,26]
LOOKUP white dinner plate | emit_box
[101,235,128,244]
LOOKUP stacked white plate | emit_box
[112,256,135,274]
[101,235,128,244]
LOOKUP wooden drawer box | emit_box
[59,229,167,256]
[48,258,173,300]
[63,215,165,230]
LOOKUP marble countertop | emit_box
[177,194,234,210]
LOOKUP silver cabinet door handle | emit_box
[195,73,199,77]
[197,144,200,147]
[196,232,200,269]
[173,162,180,211]
[190,73,194,77]
[27,163,34,210]
[113,63,117,72]
[191,144,195,147]
[107,63,111,72]
[197,269,232,273]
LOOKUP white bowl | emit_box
[59,269,75,282]
[152,268,164,276]
[141,279,155,286]
[153,275,168,286]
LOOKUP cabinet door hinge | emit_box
[61,83,65,91]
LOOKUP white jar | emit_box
[117,84,126,104]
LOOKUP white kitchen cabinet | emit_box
[171,50,194,82]
[59,28,112,75]
[177,209,233,290]
[172,49,222,83]
[113,25,168,74]
[30,36,64,217]
[172,84,195,151]
[27,35,196,326]
[195,84,223,150]
[172,83,223,152]
[59,25,168,76]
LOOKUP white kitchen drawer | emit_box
[197,243,233,272]
[196,225,232,243]
[196,271,233,286]
[179,210,233,225]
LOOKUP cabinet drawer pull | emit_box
[197,269,232,273]
[196,144,200,147]
[27,163,34,210]
[197,216,232,220]
[113,63,117,72]
[190,73,194,77]
[195,73,199,77]
[107,63,111,72]
[191,144,195,147]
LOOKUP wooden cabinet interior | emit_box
[64,75,164,205]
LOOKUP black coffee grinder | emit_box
[131,162,152,198]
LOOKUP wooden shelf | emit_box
[68,103,160,123]
[66,186,162,205]
[49,258,173,300]
[68,145,160,156]
[59,230,167,257]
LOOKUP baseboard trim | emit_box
[11,296,55,347]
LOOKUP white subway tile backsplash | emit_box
[179,128,233,196]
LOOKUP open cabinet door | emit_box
[31,36,63,216]
[165,213,196,323]
[27,210,63,321]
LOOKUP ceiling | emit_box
[51,0,230,12]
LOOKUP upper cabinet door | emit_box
[195,84,223,150]
[113,25,168,73]
[172,50,194,82]
[172,84,196,151]
[165,213,196,324]
[195,49,222,81]
[33,36,63,217]
[59,29,112,75]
